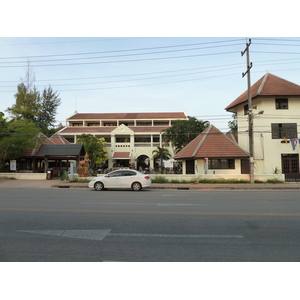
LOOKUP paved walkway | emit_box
[1,178,300,190]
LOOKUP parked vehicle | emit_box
[88,169,151,191]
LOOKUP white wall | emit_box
[0,173,47,180]
[236,96,300,174]
[151,174,285,182]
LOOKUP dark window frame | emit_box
[276,98,288,110]
[271,123,297,139]
[208,159,235,169]
[122,170,137,176]
[107,170,124,177]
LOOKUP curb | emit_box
[52,183,300,190]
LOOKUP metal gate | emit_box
[281,154,300,181]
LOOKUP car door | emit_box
[121,170,137,188]
[104,170,123,188]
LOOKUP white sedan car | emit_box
[88,169,151,191]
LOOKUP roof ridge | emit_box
[191,125,212,157]
[257,72,269,95]
[222,131,249,155]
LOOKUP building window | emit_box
[244,104,249,115]
[72,123,83,127]
[276,98,288,109]
[153,136,160,143]
[208,159,235,169]
[103,122,117,126]
[135,136,151,143]
[116,135,130,143]
[271,123,297,139]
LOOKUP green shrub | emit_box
[266,178,284,184]
[198,178,249,184]
[151,176,169,183]
[0,176,16,180]
[69,178,90,183]
[151,176,284,184]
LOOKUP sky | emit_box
[1,1,300,134]
[3,36,300,132]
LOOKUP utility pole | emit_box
[241,38,254,184]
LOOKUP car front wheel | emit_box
[94,181,104,191]
[131,182,142,191]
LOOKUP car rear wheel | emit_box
[94,181,104,191]
[131,182,142,191]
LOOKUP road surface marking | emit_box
[107,233,244,239]
[157,203,207,206]
[16,229,245,241]
[81,202,206,206]
[17,229,111,241]
[2,207,300,217]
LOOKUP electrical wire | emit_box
[0,38,245,60]
[0,51,240,68]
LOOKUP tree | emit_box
[0,117,40,169]
[6,83,40,122]
[36,85,61,134]
[162,116,210,153]
[76,134,108,171]
[6,83,61,135]
[152,146,171,172]
[228,113,238,134]
[6,63,61,135]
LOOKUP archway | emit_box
[137,155,150,172]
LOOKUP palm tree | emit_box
[152,146,171,173]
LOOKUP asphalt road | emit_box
[1,187,300,262]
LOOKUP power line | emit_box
[0,51,240,68]
[0,39,245,60]
[0,37,139,47]
[0,62,245,83]
[253,51,300,55]
[0,65,245,88]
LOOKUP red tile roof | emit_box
[225,73,300,112]
[49,133,70,144]
[59,126,168,134]
[67,112,187,120]
[112,152,131,158]
[21,133,53,157]
[22,133,70,158]
[174,125,248,159]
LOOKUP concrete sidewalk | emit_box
[1,178,300,190]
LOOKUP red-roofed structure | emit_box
[58,111,188,171]
[175,125,248,159]
[225,73,300,112]
[225,73,300,181]
[17,133,84,176]
[174,125,249,175]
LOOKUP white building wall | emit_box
[236,96,300,175]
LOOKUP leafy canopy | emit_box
[0,115,40,162]
[228,113,237,134]
[6,83,61,135]
[76,134,108,170]
[162,116,210,153]
[152,146,172,160]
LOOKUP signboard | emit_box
[10,160,16,171]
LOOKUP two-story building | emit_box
[225,73,300,181]
[58,112,188,171]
